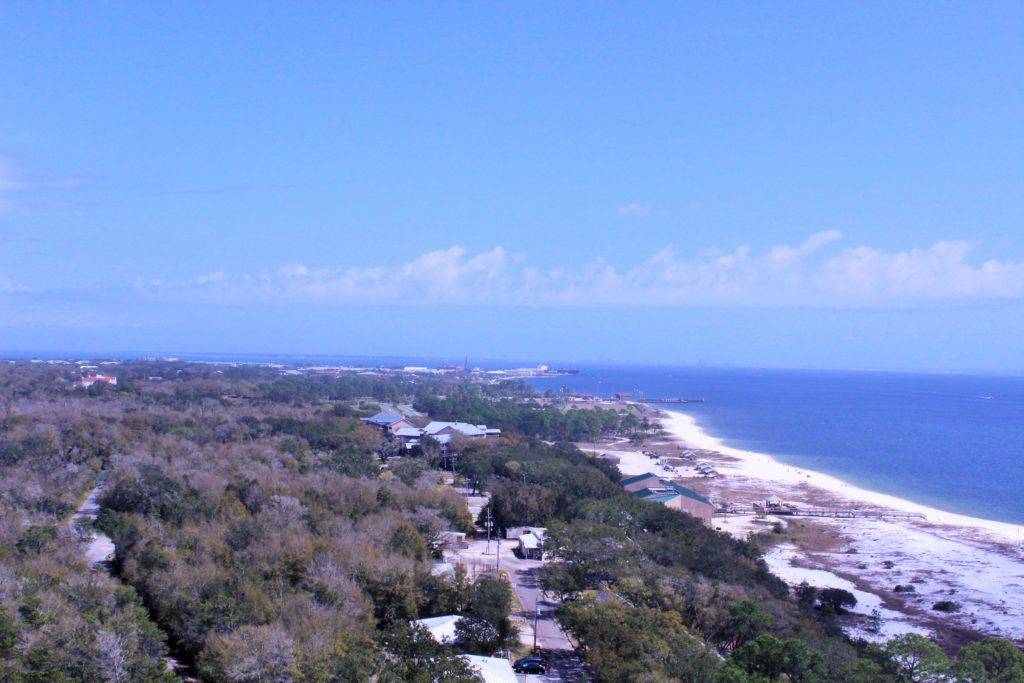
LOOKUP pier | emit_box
[717,505,926,521]
[634,397,706,404]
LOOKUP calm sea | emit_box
[527,366,1024,526]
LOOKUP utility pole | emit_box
[495,534,500,572]
[485,506,492,555]
[532,603,540,651]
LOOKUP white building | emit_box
[412,615,464,643]
[460,655,518,683]
[393,420,502,450]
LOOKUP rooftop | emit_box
[460,655,518,683]
[363,411,405,427]
[412,614,464,643]
[620,472,663,486]
[423,421,488,437]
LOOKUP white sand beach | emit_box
[597,407,1024,644]
[660,410,1024,544]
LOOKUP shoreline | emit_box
[659,408,1024,544]
[584,402,1024,645]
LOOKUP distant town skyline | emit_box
[2,3,1022,371]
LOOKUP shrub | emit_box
[817,587,857,615]
[932,600,961,613]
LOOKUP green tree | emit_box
[539,521,637,599]
[0,606,17,658]
[15,524,58,554]
[454,617,503,655]
[487,480,557,531]
[559,601,721,683]
[388,457,427,486]
[884,634,951,683]
[461,457,494,495]
[381,625,481,683]
[730,634,827,682]
[816,587,857,615]
[954,638,1024,682]
[794,581,817,611]
[465,574,517,651]
[717,601,774,652]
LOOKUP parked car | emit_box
[513,655,548,674]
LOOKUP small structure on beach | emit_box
[696,462,719,477]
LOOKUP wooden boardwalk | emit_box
[717,505,926,521]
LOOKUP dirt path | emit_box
[70,485,115,566]
[69,485,196,680]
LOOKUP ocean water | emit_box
[527,366,1024,526]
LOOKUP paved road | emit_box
[458,538,574,651]
[455,538,589,680]
[515,650,590,682]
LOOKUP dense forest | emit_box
[1,360,1022,682]
[0,362,495,681]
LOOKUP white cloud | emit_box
[617,203,651,219]
[0,157,84,211]
[138,233,1024,308]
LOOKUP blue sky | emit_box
[1,2,1022,370]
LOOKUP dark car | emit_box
[513,655,548,674]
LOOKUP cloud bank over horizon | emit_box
[134,232,1024,308]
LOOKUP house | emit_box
[393,427,425,449]
[362,411,406,430]
[440,531,467,550]
[79,374,117,388]
[460,655,518,683]
[362,411,429,441]
[423,421,489,439]
[622,473,715,522]
[430,561,455,577]
[517,531,544,560]
[392,420,502,451]
[505,526,546,541]
[412,614,464,643]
